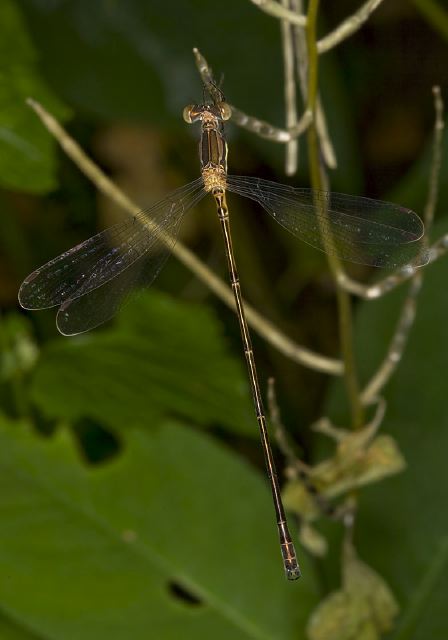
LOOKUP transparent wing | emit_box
[226,175,428,268]
[19,178,206,335]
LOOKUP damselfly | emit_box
[19,88,428,581]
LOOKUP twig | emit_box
[315,98,337,168]
[281,0,299,175]
[317,0,386,54]
[290,0,309,101]
[249,0,385,54]
[338,234,448,298]
[291,0,337,169]
[191,47,222,105]
[311,395,386,439]
[361,276,423,404]
[423,87,445,229]
[248,0,307,26]
[249,0,386,59]
[228,105,290,142]
[337,266,421,300]
[26,97,343,376]
[361,87,444,405]
[229,104,312,142]
[193,47,311,144]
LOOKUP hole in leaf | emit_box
[167,580,203,607]
[74,418,121,463]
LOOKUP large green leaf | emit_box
[0,614,40,640]
[0,0,69,193]
[0,415,319,639]
[30,290,256,436]
[327,220,448,639]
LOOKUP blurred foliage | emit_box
[307,542,399,640]
[30,291,255,436]
[0,614,38,640]
[0,415,319,639]
[0,0,448,638]
[412,0,448,41]
[0,0,69,193]
[285,427,405,504]
[16,0,284,123]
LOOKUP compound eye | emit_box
[218,102,232,121]
[183,105,195,124]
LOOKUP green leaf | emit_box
[343,544,399,633]
[306,545,398,640]
[393,537,448,640]
[0,414,319,639]
[30,290,256,436]
[0,613,40,640]
[0,0,69,193]
[328,219,448,639]
[283,481,320,521]
[299,522,328,558]
[306,590,378,640]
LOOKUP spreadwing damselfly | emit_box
[18,87,428,581]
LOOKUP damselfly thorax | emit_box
[183,102,230,192]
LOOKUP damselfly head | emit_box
[182,104,197,124]
[218,102,232,121]
[183,102,232,124]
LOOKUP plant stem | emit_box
[306,0,364,429]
